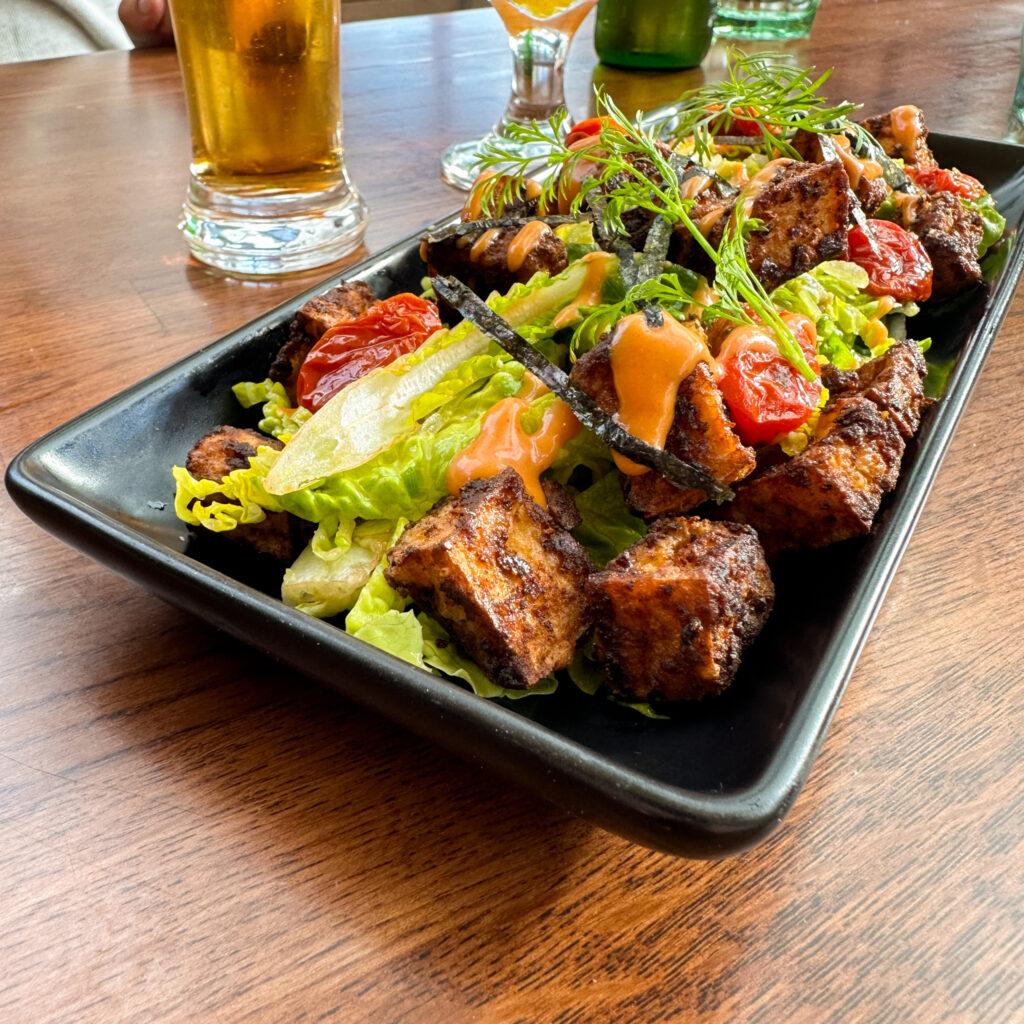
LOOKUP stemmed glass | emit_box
[441,0,598,190]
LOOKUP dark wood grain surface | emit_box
[3,4,1024,1021]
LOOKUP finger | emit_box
[119,0,174,48]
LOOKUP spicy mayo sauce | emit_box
[608,311,712,476]
[446,375,581,506]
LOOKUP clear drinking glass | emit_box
[714,0,821,40]
[440,0,599,191]
[167,0,368,276]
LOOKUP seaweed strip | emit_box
[431,275,734,502]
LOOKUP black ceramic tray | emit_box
[8,133,1024,857]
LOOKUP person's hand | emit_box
[118,0,174,48]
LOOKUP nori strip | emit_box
[431,275,734,503]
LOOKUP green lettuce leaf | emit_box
[172,446,283,532]
[962,193,1006,258]
[571,472,647,567]
[282,518,394,619]
[232,379,311,442]
[275,366,525,525]
[771,260,915,369]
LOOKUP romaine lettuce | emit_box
[264,259,601,495]
[571,472,647,567]
[172,446,283,531]
[962,192,1006,258]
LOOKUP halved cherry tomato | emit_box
[705,104,780,138]
[564,116,625,147]
[907,166,985,201]
[715,313,821,446]
[847,219,933,302]
[296,294,442,412]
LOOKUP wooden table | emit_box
[3,5,1023,1021]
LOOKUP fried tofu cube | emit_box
[588,518,773,702]
[384,468,592,689]
[185,426,304,562]
[746,160,852,290]
[905,192,984,301]
[727,342,927,555]
[860,106,937,169]
[790,128,892,215]
[725,397,906,556]
[822,340,928,439]
[569,341,755,518]
[423,224,568,302]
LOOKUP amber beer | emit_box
[167,0,367,274]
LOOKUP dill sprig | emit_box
[475,91,814,378]
[666,49,858,160]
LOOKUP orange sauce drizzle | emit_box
[551,250,617,330]
[506,221,552,273]
[682,174,712,200]
[608,312,711,476]
[470,228,501,262]
[889,105,922,158]
[686,277,718,318]
[463,172,544,221]
[698,204,727,236]
[446,374,581,506]
[830,134,884,189]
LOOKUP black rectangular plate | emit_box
[8,133,1024,857]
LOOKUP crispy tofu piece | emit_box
[185,427,305,562]
[904,192,984,301]
[268,281,377,396]
[725,398,906,556]
[860,107,937,169]
[790,128,892,214]
[569,339,755,517]
[588,517,773,702]
[821,340,928,439]
[746,160,852,290]
[385,468,592,689]
[423,224,567,301]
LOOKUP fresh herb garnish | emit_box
[665,49,858,160]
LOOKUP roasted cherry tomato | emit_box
[564,116,625,147]
[297,294,442,412]
[847,219,933,302]
[716,313,822,446]
[907,166,985,201]
[705,104,779,138]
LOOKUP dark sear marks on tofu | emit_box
[172,52,1005,710]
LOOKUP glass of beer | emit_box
[167,0,368,276]
[440,0,598,190]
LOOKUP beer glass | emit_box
[440,0,598,190]
[168,0,368,276]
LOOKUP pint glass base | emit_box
[181,174,369,276]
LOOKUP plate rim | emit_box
[7,130,1024,857]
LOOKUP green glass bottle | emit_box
[595,0,716,70]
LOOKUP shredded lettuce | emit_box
[554,221,599,264]
[770,260,913,369]
[232,379,311,442]
[172,446,283,532]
